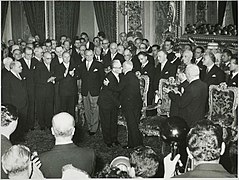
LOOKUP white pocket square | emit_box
[93,69,98,72]
[165,71,169,74]
[233,82,236,85]
[212,74,216,77]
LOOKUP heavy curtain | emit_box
[55,1,80,41]
[23,1,45,40]
[93,1,116,42]
[1,1,9,37]
[232,1,238,26]
[218,1,227,25]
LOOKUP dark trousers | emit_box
[54,83,61,114]
[122,106,143,147]
[26,91,35,130]
[36,96,54,129]
[99,106,119,144]
[60,95,76,116]
[10,105,28,142]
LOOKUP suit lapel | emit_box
[89,60,95,72]
[21,59,29,70]
[207,65,216,77]
[162,61,170,74]
[110,72,119,84]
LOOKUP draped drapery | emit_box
[93,1,116,42]
[232,1,238,26]
[55,1,80,41]
[218,1,227,25]
[22,1,45,40]
[1,1,9,37]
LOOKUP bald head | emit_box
[110,42,117,54]
[122,61,133,74]
[185,64,200,82]
[52,112,75,137]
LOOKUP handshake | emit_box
[163,87,182,96]
[47,76,56,84]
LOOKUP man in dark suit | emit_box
[12,49,22,61]
[137,52,155,106]
[98,60,122,147]
[166,64,208,127]
[80,32,94,50]
[55,51,79,116]
[40,112,95,178]
[80,49,104,135]
[220,49,232,73]
[154,50,177,91]
[33,46,43,62]
[192,46,206,80]
[164,120,235,178]
[19,47,39,131]
[35,52,55,130]
[2,61,28,140]
[51,46,64,114]
[71,38,82,65]
[106,42,125,66]
[164,39,175,62]
[120,61,143,148]
[227,56,238,87]
[93,46,103,63]
[132,43,154,72]
[101,39,111,70]
[202,52,226,86]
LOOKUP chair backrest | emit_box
[139,75,149,119]
[158,77,180,116]
[208,83,238,141]
[208,83,238,129]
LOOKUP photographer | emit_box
[164,119,236,178]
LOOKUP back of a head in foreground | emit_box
[97,164,130,178]
[52,112,75,137]
[62,164,90,179]
[129,146,159,178]
[185,64,200,80]
[1,145,30,177]
[187,119,223,162]
[1,104,18,127]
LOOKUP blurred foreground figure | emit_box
[164,119,236,178]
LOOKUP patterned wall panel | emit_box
[154,1,169,45]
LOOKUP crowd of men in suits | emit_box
[1,31,238,147]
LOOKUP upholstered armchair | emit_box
[154,77,181,116]
[208,83,238,142]
[139,75,150,119]
[75,93,85,126]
